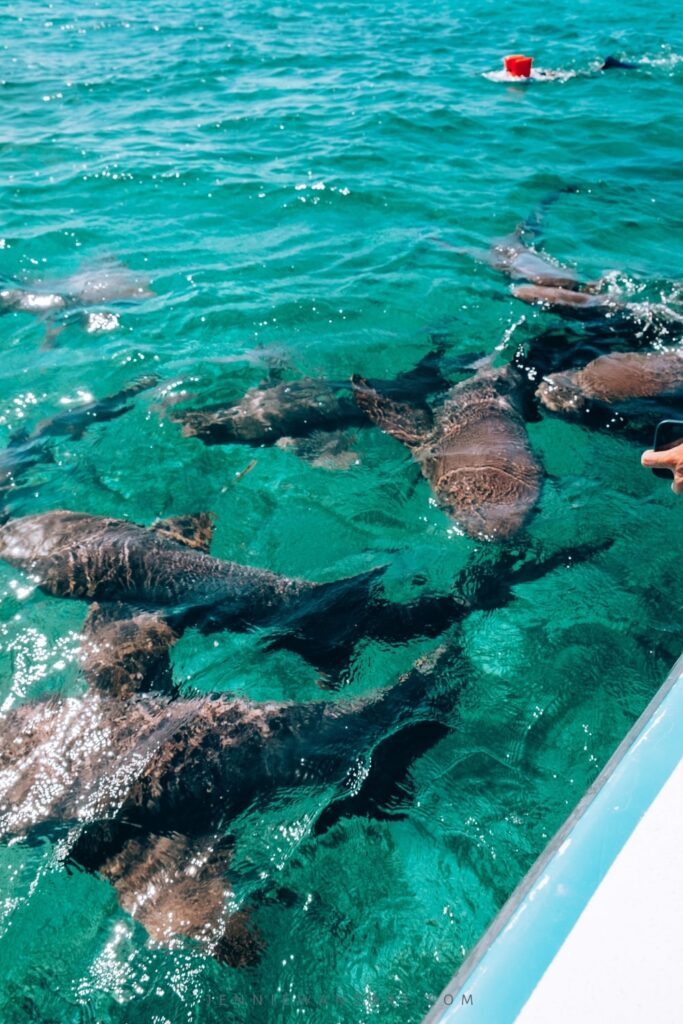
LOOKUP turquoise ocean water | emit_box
[1,2,683,1021]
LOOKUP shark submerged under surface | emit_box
[0,527,610,966]
[0,262,153,317]
[0,635,459,965]
[0,509,394,675]
[171,348,454,456]
[0,376,158,492]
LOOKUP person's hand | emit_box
[641,441,683,494]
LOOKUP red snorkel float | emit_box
[504,54,533,77]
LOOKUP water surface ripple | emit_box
[1,1,683,1021]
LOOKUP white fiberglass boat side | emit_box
[423,653,683,1024]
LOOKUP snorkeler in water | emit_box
[493,53,640,82]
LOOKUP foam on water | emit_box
[483,67,581,83]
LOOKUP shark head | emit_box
[536,371,587,414]
[0,511,103,577]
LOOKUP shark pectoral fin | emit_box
[6,426,31,447]
[506,536,615,587]
[150,511,216,552]
[351,375,433,447]
[40,316,66,350]
[122,374,160,397]
[80,602,179,697]
[64,421,90,441]
[284,429,360,470]
[96,832,263,967]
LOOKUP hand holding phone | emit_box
[642,419,683,490]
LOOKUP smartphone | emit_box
[652,419,683,479]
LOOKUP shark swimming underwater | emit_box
[0,509,390,676]
[0,499,613,687]
[171,348,454,459]
[511,284,683,349]
[0,376,158,492]
[0,261,154,345]
[0,529,611,966]
[536,347,683,435]
[0,262,153,317]
[0,619,465,965]
[433,189,583,290]
[512,284,626,320]
[481,227,579,289]
[0,505,532,685]
[352,361,543,540]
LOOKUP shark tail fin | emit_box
[517,186,579,244]
[6,426,30,447]
[313,719,450,834]
[265,565,387,678]
[506,536,615,586]
[311,630,476,828]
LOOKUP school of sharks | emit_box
[1,190,682,967]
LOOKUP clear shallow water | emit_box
[1,2,683,1021]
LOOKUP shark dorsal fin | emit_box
[150,512,215,552]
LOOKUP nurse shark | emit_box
[352,362,543,540]
[0,534,609,965]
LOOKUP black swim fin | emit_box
[602,55,639,70]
